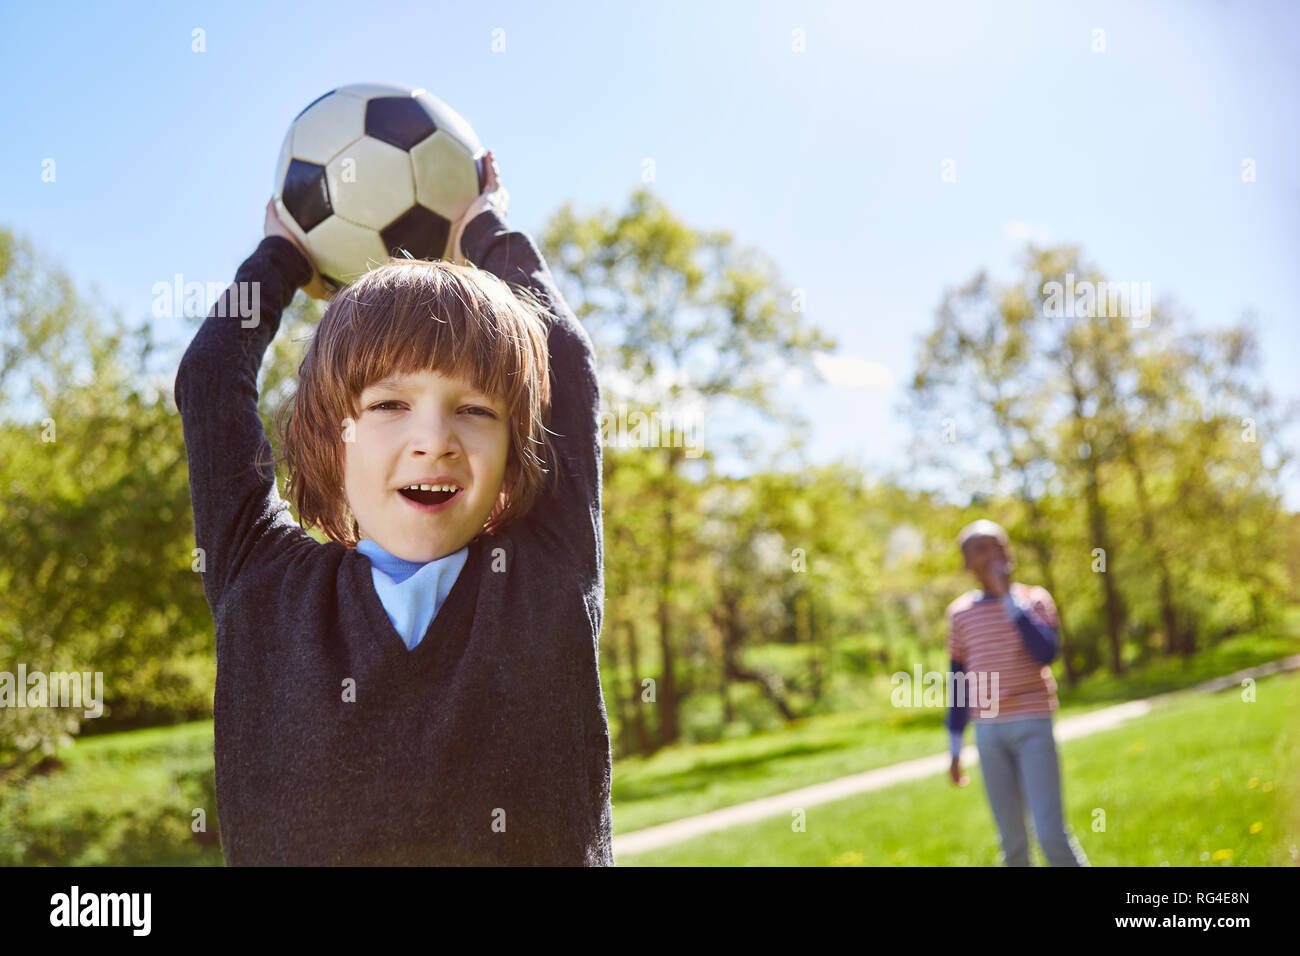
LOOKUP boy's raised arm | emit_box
[458,207,602,563]
[174,235,314,613]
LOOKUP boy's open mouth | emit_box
[399,487,459,506]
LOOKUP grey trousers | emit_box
[974,715,1089,866]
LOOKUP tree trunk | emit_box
[1083,454,1126,674]
[714,576,734,726]
[624,619,652,756]
[714,587,799,722]
[1022,501,1077,686]
[1121,439,1183,657]
[801,590,822,701]
[605,617,629,758]
[656,460,680,748]
[1067,368,1127,675]
[815,591,832,697]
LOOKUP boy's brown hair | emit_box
[268,257,556,547]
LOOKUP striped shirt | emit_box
[945,583,1061,748]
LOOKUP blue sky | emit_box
[3,0,1297,507]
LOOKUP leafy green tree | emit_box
[909,241,1294,678]
[540,189,836,747]
[0,227,214,769]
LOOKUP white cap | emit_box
[958,518,1009,552]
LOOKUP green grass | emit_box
[1,629,1295,865]
[610,630,1300,834]
[617,668,1300,865]
[0,720,222,866]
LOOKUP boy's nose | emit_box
[407,413,459,453]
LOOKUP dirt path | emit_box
[612,654,1300,857]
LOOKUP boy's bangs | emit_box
[334,274,522,419]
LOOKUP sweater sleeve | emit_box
[174,236,316,614]
[945,656,968,756]
[944,607,968,755]
[457,209,602,574]
[458,211,611,863]
[1004,587,1060,664]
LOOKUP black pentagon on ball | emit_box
[380,206,452,263]
[282,159,332,232]
[365,96,437,150]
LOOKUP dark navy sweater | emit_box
[174,211,614,865]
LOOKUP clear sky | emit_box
[3,0,1297,506]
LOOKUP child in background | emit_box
[946,519,1088,866]
[174,151,614,865]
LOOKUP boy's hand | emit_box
[949,756,969,787]
[263,199,335,300]
[449,149,509,266]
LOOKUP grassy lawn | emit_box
[617,668,1300,865]
[1,630,1295,865]
[610,630,1300,834]
[0,721,221,866]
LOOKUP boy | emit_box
[945,519,1088,866]
[174,152,614,865]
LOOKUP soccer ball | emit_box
[272,82,486,291]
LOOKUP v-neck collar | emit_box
[356,539,469,650]
[351,536,483,666]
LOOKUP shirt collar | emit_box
[356,538,467,584]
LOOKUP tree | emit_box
[909,266,1081,681]
[0,227,215,769]
[540,189,836,748]
[909,241,1294,678]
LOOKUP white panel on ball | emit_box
[327,137,416,230]
[411,130,479,220]
[308,216,390,286]
[292,93,367,165]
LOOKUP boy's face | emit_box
[344,368,509,562]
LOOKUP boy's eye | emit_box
[367,401,495,417]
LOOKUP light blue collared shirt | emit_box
[356,539,469,651]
